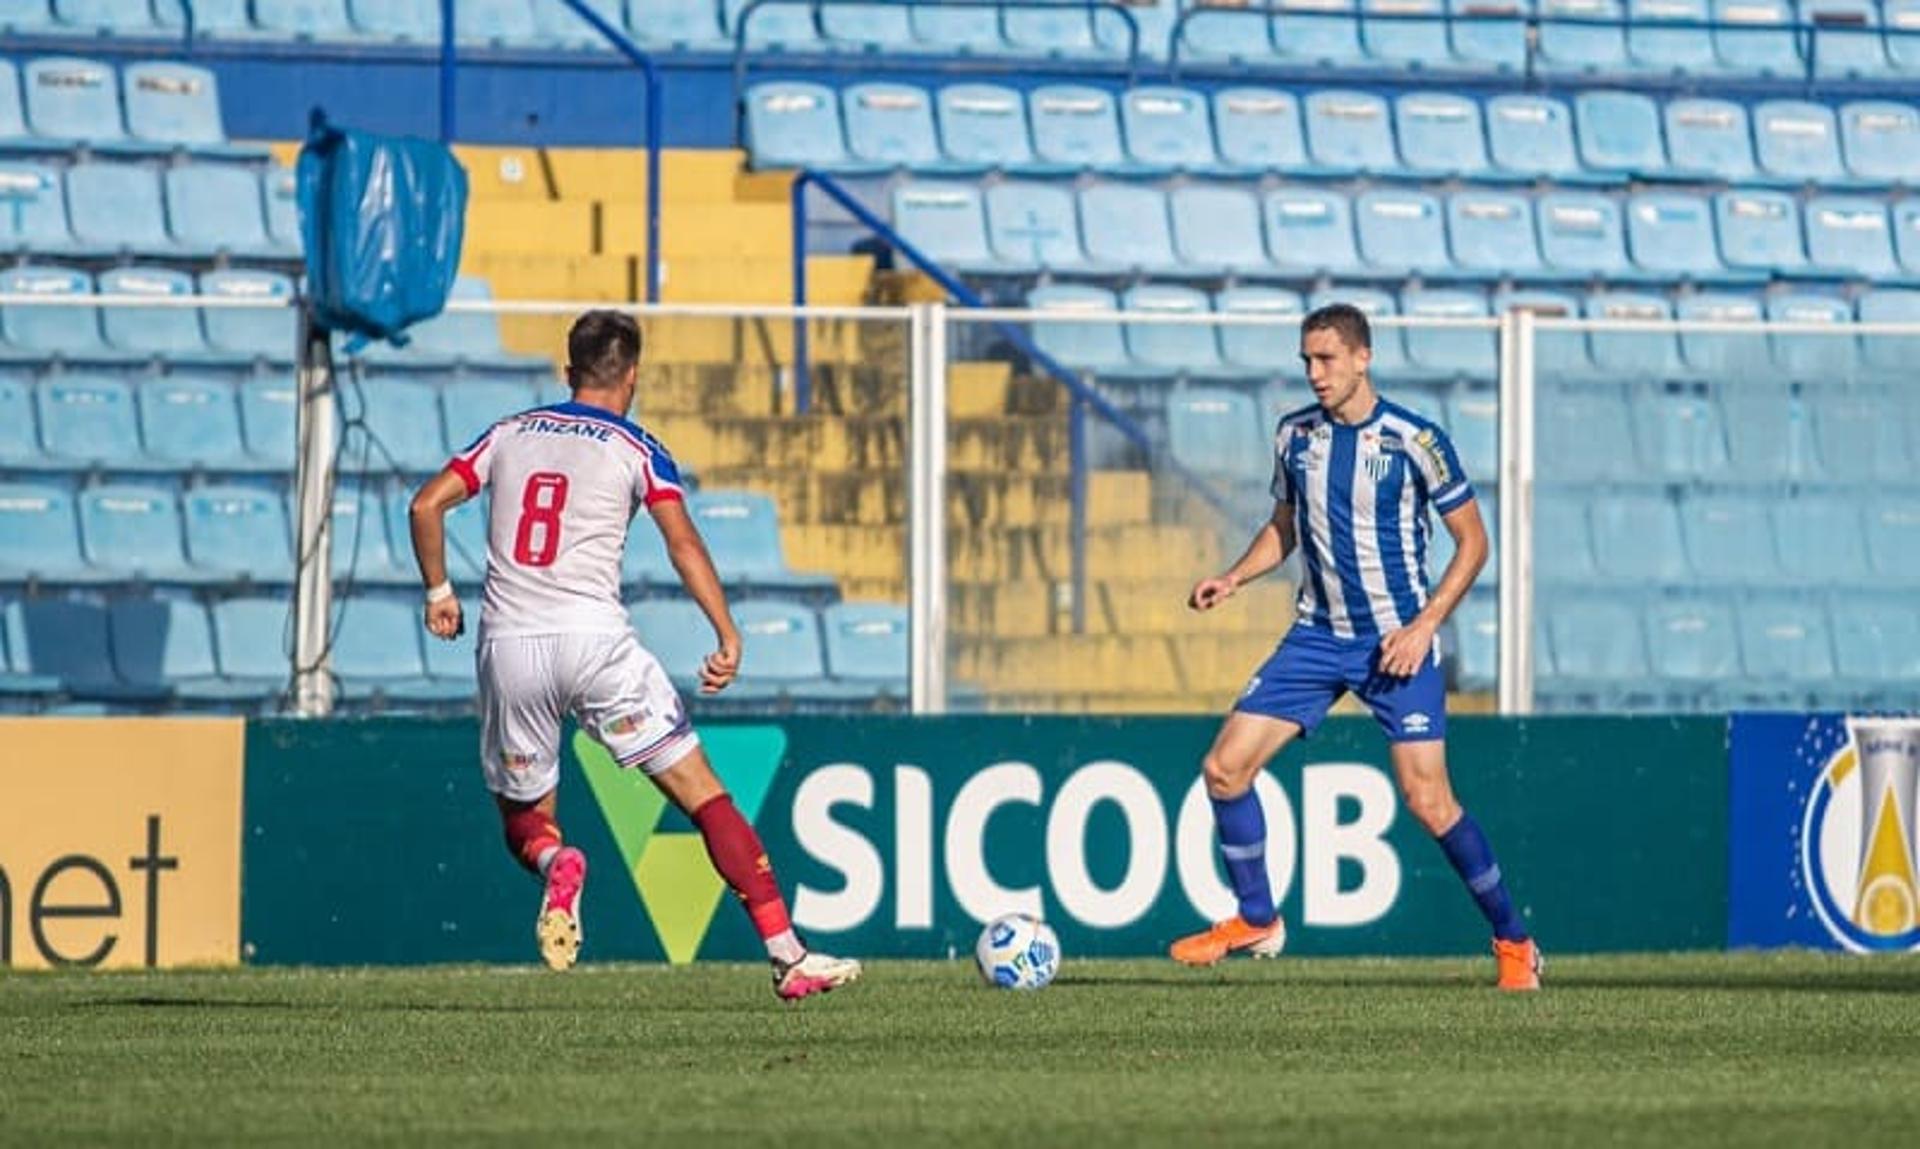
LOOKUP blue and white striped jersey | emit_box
[1271,398,1474,639]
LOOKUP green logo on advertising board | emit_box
[572,725,786,963]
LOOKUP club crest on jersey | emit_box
[1364,452,1395,481]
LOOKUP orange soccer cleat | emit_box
[1494,937,1542,992]
[1168,915,1287,967]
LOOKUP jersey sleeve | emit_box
[1409,424,1474,514]
[1268,422,1295,505]
[636,439,686,507]
[448,424,499,496]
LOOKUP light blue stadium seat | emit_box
[1625,192,1731,281]
[821,602,907,696]
[1645,598,1739,702]
[1003,0,1102,56]
[1576,92,1669,179]
[1754,100,1845,183]
[166,163,277,258]
[891,182,996,273]
[1485,95,1583,180]
[106,597,229,702]
[1444,387,1499,480]
[457,0,543,46]
[1169,184,1270,277]
[0,163,71,253]
[1120,285,1223,377]
[690,490,833,594]
[1590,493,1690,581]
[1713,190,1808,276]
[1544,595,1649,701]
[1395,93,1493,179]
[1182,1,1274,61]
[1120,87,1216,172]
[1895,201,1920,275]
[1533,491,1595,581]
[208,597,292,699]
[621,502,674,587]
[0,59,29,155]
[36,374,141,467]
[1627,0,1714,72]
[1631,386,1728,478]
[79,482,201,582]
[1857,289,1920,380]
[1447,192,1544,278]
[1767,293,1859,381]
[1447,592,1498,691]
[935,84,1034,171]
[1888,0,1920,71]
[1720,386,1820,480]
[1496,289,1586,375]
[1167,385,1269,485]
[66,162,173,256]
[1805,195,1899,278]
[1449,0,1531,70]
[985,181,1091,273]
[1839,101,1920,184]
[420,608,477,688]
[151,0,257,37]
[526,0,622,47]
[23,57,147,153]
[1831,594,1920,700]
[1663,98,1756,181]
[343,375,448,473]
[1737,597,1836,700]
[1865,495,1920,578]
[1774,497,1868,580]
[1273,0,1365,65]
[139,373,252,471]
[375,278,544,372]
[331,594,442,702]
[1804,0,1889,76]
[1079,183,1184,276]
[1536,192,1631,278]
[254,0,359,38]
[8,598,131,698]
[1539,390,1635,480]
[1099,2,1175,59]
[99,267,211,361]
[52,0,167,34]
[1712,0,1802,75]
[843,83,942,171]
[0,481,90,581]
[1402,288,1496,380]
[1028,284,1129,376]
[1812,392,1911,481]
[200,271,298,364]
[0,370,36,466]
[628,599,710,691]
[1303,90,1398,175]
[0,266,113,363]
[123,63,261,160]
[392,485,488,585]
[1680,493,1777,583]
[910,3,1006,53]
[1584,291,1681,382]
[1028,85,1128,173]
[328,479,407,583]
[730,599,834,702]
[1537,0,1629,72]
[1265,188,1362,278]
[626,0,729,49]
[1360,0,1448,64]
[743,83,850,171]
[1211,88,1310,174]
[1216,287,1304,376]
[1315,286,1408,375]
[1355,190,1450,276]
[261,167,301,254]
[185,483,292,581]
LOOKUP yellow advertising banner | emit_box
[0,718,243,970]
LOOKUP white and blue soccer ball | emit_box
[974,912,1061,990]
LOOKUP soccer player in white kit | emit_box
[408,310,861,1000]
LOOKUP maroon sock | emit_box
[502,808,562,876]
[690,794,793,941]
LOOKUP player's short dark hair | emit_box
[567,309,643,390]
[1301,303,1372,352]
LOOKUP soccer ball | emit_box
[974,913,1061,990]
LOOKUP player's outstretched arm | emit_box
[409,469,472,640]
[1377,497,1489,676]
[1190,501,1296,611]
[650,498,742,694]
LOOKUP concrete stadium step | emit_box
[1095,578,1295,638]
[953,635,1181,694]
[545,148,746,205]
[978,692,1211,716]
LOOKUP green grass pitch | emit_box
[4,953,1919,1147]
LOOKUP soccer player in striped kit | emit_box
[1168,303,1540,991]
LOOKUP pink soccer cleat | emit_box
[772,950,863,1001]
[536,847,587,971]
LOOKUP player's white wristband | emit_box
[425,581,455,605]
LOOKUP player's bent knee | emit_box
[1401,786,1460,835]
[1202,752,1257,799]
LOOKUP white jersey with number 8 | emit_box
[450,400,685,638]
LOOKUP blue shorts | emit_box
[1234,623,1446,743]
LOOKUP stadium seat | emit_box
[343,375,449,473]
[1574,91,1668,177]
[1737,597,1837,695]
[1495,289,1584,379]
[52,0,169,34]
[1713,190,1808,276]
[1273,0,1365,65]
[261,167,301,254]
[1167,386,1269,485]
[151,0,255,37]
[1485,95,1583,180]
[331,594,445,702]
[184,483,293,581]
[620,500,675,587]
[1804,0,1890,77]
[1774,497,1869,581]
[375,278,543,372]
[1680,493,1778,583]
[1002,0,1103,57]
[1394,93,1494,180]
[743,83,851,171]
[113,596,270,703]
[1120,285,1224,377]
[1265,189,1363,278]
[1674,292,1767,382]
[420,608,477,688]
[235,373,312,478]
[1663,99,1757,181]
[1539,390,1635,481]
[0,59,28,154]
[459,0,543,46]
[1720,386,1821,480]
[1537,0,1629,72]
[1584,291,1681,382]
[122,63,260,160]
[1443,387,1499,480]
[1169,184,1271,277]
[22,57,145,153]
[1448,0,1531,70]
[139,373,253,471]
[1079,183,1184,277]
[1627,0,1715,72]
[935,85,1035,171]
[1447,192,1544,278]
[328,480,407,583]
[986,182,1094,273]
[1894,202,1920,276]
[1888,0,1920,72]
[166,164,278,258]
[626,0,729,49]
[35,374,142,468]
[1355,190,1451,276]
[688,491,834,594]
[1536,193,1632,278]
[1317,286,1408,375]
[1837,101,1920,184]
[1857,289,1920,381]
[208,597,292,699]
[199,271,298,364]
[1120,87,1216,173]
[78,482,201,582]
[1865,495,1920,577]
[349,0,443,41]
[7,597,135,699]
[821,602,907,698]
[526,0,622,46]
[1401,289,1496,381]
[1303,91,1398,175]
[910,4,1005,54]
[0,370,37,467]
[1767,293,1858,381]
[1812,392,1911,481]
[1543,595,1649,700]
[1754,101,1846,184]
[1215,287,1304,376]
[1629,386,1727,480]
[726,599,836,703]
[628,599,714,691]
[65,162,173,256]
[254,0,359,39]
[1804,196,1900,278]
[1097,0,1175,60]
[98,267,212,361]
[891,182,997,274]
[1830,595,1920,699]
[843,83,942,171]
[1027,284,1129,376]
[0,481,90,581]
[1211,88,1310,174]
[0,266,115,363]
[1625,192,1733,281]
[0,163,71,254]
[1027,86,1128,173]
[1448,593,1498,691]
[1181,0,1274,61]
[388,485,487,584]
[1712,0,1802,75]
[1645,598,1740,701]
[1533,491,1596,582]
[1358,0,1449,64]
[1589,493,1689,581]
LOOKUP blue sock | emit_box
[1211,790,1275,927]
[1437,812,1527,942]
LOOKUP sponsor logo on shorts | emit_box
[1402,713,1432,735]
[604,709,649,737]
[503,751,536,773]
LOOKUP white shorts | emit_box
[478,630,700,802]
